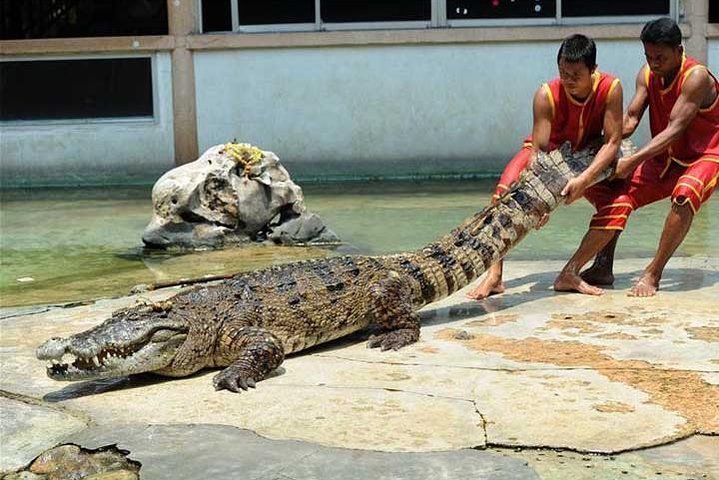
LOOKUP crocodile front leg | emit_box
[213,326,285,392]
[366,270,421,351]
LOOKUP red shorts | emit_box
[585,156,719,230]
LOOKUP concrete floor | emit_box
[1,257,717,479]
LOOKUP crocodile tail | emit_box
[395,142,610,305]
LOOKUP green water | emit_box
[1,181,716,307]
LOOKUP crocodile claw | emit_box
[213,368,257,393]
[367,328,419,351]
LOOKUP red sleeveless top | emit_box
[646,56,719,165]
[525,72,620,151]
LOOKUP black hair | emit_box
[557,34,597,69]
[640,17,682,47]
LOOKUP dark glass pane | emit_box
[563,0,669,17]
[238,0,314,25]
[322,0,431,23]
[447,0,556,19]
[710,1,719,23]
[0,0,168,40]
[0,58,154,120]
[202,0,232,32]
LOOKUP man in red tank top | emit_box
[558,18,719,297]
[467,34,623,299]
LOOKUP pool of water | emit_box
[1,181,716,307]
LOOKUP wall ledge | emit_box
[0,22,695,56]
[188,23,692,51]
[0,36,175,56]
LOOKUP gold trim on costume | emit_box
[704,172,719,193]
[673,196,699,214]
[660,55,686,95]
[592,214,629,220]
[678,174,706,187]
[681,65,705,83]
[598,202,634,211]
[660,158,673,178]
[694,156,719,165]
[673,182,702,201]
[589,226,625,231]
[564,71,601,107]
[542,83,556,119]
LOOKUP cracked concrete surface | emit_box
[1,257,717,478]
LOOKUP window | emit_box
[198,0,678,32]
[710,2,719,24]
[239,0,314,25]
[562,0,670,18]
[322,0,430,23]
[0,0,168,40]
[201,0,232,32]
[0,58,154,121]
[447,0,555,20]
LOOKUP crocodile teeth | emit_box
[93,356,100,367]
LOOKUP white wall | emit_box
[0,53,175,187]
[709,39,719,73]
[0,41,655,186]
[195,39,651,179]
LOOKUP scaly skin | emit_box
[36,142,614,393]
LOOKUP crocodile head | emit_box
[36,307,190,381]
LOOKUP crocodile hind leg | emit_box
[366,271,421,351]
[213,326,285,393]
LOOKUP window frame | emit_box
[0,53,160,127]
[198,0,680,33]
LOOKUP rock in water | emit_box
[142,142,339,249]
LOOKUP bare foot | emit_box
[628,272,659,297]
[466,276,505,300]
[580,264,615,286]
[554,272,604,296]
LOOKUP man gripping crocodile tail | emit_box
[466,33,623,300]
[558,17,719,298]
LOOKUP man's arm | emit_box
[531,85,554,153]
[616,67,714,178]
[623,66,650,139]
[562,80,624,204]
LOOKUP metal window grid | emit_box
[198,0,680,34]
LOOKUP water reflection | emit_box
[1,181,715,307]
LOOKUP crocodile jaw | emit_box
[36,330,187,381]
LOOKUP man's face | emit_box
[558,58,595,99]
[643,42,683,78]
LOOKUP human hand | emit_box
[534,213,550,230]
[560,177,588,205]
[613,156,637,179]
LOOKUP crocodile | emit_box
[37,142,615,393]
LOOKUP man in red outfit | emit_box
[555,17,719,297]
[467,34,624,299]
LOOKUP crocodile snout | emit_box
[36,337,68,360]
